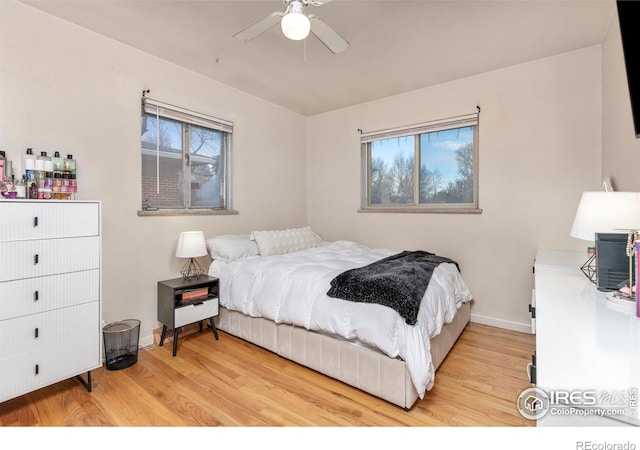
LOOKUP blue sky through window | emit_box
[371,126,473,187]
[421,126,473,186]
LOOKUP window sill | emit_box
[358,207,482,214]
[137,209,239,217]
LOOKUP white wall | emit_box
[307,47,603,331]
[0,2,308,346]
[602,7,640,191]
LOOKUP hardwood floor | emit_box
[0,323,535,427]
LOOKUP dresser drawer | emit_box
[0,236,99,282]
[0,301,100,360]
[0,302,101,403]
[0,270,100,320]
[175,298,219,328]
[0,201,99,242]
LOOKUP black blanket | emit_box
[326,250,459,325]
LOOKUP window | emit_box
[141,98,233,211]
[360,112,479,212]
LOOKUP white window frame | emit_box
[140,97,234,214]
[360,112,481,214]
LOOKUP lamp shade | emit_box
[281,11,310,40]
[175,231,207,258]
[570,192,640,241]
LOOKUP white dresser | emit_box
[0,200,101,403]
[534,249,639,426]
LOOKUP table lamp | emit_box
[570,192,640,289]
[175,231,207,281]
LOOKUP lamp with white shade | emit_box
[175,231,207,281]
[570,191,640,292]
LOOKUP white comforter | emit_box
[208,240,472,398]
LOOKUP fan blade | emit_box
[309,15,349,54]
[233,11,284,42]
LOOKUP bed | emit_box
[207,228,473,410]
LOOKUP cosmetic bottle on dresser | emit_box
[23,148,36,181]
[52,151,64,175]
[43,153,53,181]
[65,154,76,175]
[15,176,26,199]
[61,172,69,193]
[0,150,5,180]
[43,172,53,200]
[35,153,46,199]
[69,174,77,198]
[66,154,77,198]
[28,180,38,200]
[52,172,62,194]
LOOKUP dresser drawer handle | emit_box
[35,364,39,375]
[34,254,39,265]
[33,216,38,227]
[34,290,39,301]
[34,328,39,339]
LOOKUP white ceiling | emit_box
[22,0,616,116]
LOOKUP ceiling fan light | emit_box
[281,12,311,40]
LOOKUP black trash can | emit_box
[103,319,141,370]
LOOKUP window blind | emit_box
[142,97,233,134]
[360,112,478,143]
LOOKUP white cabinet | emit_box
[0,200,101,403]
[534,250,640,427]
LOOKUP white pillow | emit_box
[205,234,259,263]
[250,226,322,256]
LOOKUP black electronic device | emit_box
[595,232,635,291]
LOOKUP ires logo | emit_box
[517,388,635,420]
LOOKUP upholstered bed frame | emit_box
[214,301,471,410]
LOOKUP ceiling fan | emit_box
[233,0,349,54]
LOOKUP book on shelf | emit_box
[181,287,209,302]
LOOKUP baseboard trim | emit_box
[470,313,533,334]
[140,334,155,349]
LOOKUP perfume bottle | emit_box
[61,172,69,193]
[42,172,53,199]
[0,150,5,180]
[35,152,47,180]
[65,154,76,176]
[43,153,53,179]
[69,173,77,197]
[24,148,36,181]
[15,176,26,199]
[53,172,62,193]
[52,151,64,175]
[35,170,45,199]
[29,181,38,200]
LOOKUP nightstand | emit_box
[157,276,219,357]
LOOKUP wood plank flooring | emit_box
[0,323,535,427]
